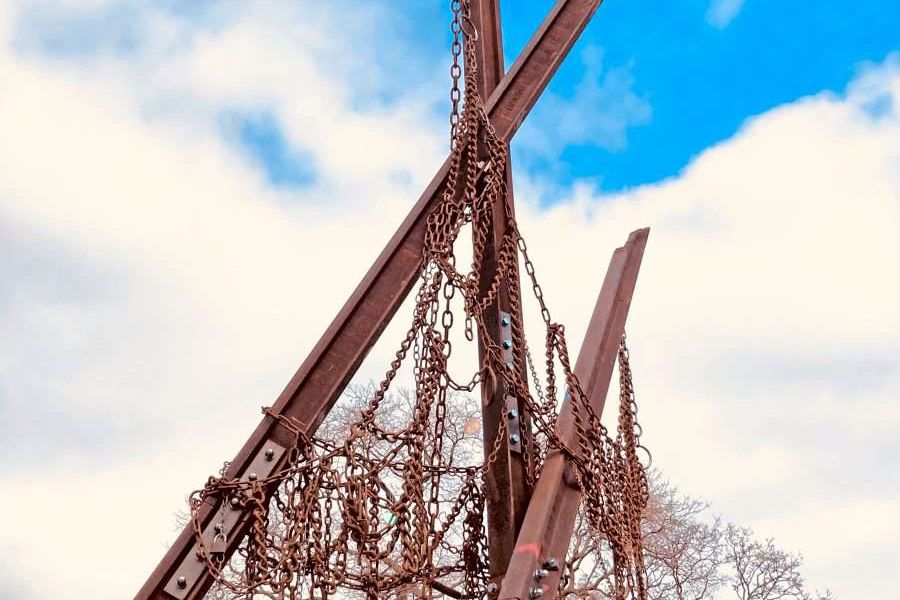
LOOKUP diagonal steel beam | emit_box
[136,2,606,598]
[499,228,649,600]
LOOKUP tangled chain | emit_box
[188,2,649,599]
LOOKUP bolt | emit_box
[265,448,275,461]
[509,433,520,444]
[176,576,187,589]
[248,472,258,481]
[230,496,241,508]
[533,568,549,580]
[542,557,560,571]
[500,316,511,327]
[529,588,544,599]
[487,582,499,594]
[507,408,519,419]
[502,339,512,349]
[506,361,514,371]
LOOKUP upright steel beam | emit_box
[136,2,606,599]
[470,0,535,585]
[499,228,649,600]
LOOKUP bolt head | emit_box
[509,433,520,444]
[533,568,549,580]
[248,472,258,481]
[506,361,514,371]
[264,448,275,461]
[502,339,512,349]
[176,576,187,589]
[500,316,511,327]
[529,588,544,599]
[230,496,241,508]
[487,582,499,593]
[542,557,560,571]
[507,408,519,419]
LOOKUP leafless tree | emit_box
[189,383,484,600]
[560,473,726,600]
[724,524,806,600]
[180,384,834,600]
[641,476,726,600]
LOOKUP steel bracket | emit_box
[499,311,523,454]
[163,440,287,599]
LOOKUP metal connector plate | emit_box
[163,440,286,599]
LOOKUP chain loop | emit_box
[187,3,650,598]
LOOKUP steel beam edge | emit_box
[498,227,649,600]
[470,0,536,586]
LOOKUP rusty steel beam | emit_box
[136,2,606,599]
[498,228,649,600]
[469,0,535,585]
[471,0,506,94]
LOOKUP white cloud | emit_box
[518,45,651,163]
[0,2,898,599]
[706,0,747,28]
[511,54,900,600]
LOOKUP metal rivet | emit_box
[509,433,520,444]
[506,361,514,371]
[533,568,549,580]
[248,472,258,481]
[502,339,512,349]
[176,576,187,589]
[542,557,559,571]
[529,588,544,599]
[265,448,275,461]
[500,316,511,327]
[230,496,241,508]
[487,582,499,594]
[508,408,519,419]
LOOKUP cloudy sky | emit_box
[0,1,898,599]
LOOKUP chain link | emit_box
[188,3,650,598]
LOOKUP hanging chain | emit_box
[449,0,464,146]
[187,2,650,598]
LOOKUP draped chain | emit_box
[187,3,650,598]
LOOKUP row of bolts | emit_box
[175,448,279,589]
[486,556,560,598]
[500,315,523,446]
[177,322,534,593]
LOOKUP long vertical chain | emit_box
[449,0,464,146]
[186,2,650,598]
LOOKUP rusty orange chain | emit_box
[187,2,650,598]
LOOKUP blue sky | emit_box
[0,2,898,599]
[509,0,899,190]
[135,0,900,194]
[396,0,900,192]
[11,0,898,194]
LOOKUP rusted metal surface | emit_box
[135,2,605,599]
[164,443,287,599]
[499,228,649,600]
[469,0,535,587]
